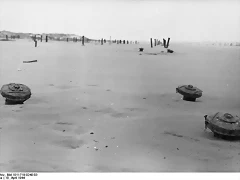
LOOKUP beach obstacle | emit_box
[67,38,68,42]
[1,83,31,105]
[33,36,37,47]
[176,85,202,102]
[101,38,103,45]
[154,39,157,46]
[166,38,170,48]
[120,40,122,44]
[46,35,48,42]
[32,35,37,47]
[6,35,8,40]
[40,35,43,42]
[82,36,85,46]
[123,40,125,44]
[150,38,153,48]
[163,38,166,47]
[127,40,129,44]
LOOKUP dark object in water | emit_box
[176,85,202,101]
[163,38,166,47]
[204,112,240,138]
[23,60,37,63]
[139,48,144,52]
[1,83,31,104]
[167,49,174,53]
[166,38,170,48]
[0,39,14,41]
[82,36,85,46]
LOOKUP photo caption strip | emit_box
[0,173,38,180]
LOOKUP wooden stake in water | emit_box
[163,38,166,47]
[101,38,103,45]
[166,38,170,48]
[46,35,48,42]
[33,36,37,47]
[154,39,157,46]
[67,38,68,42]
[40,35,43,42]
[82,36,85,46]
[150,38,153,48]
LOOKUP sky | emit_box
[0,0,239,42]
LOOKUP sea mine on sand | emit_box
[204,112,240,139]
[0,83,31,104]
[176,85,203,102]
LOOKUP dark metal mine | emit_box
[204,112,240,139]
[176,85,202,101]
[1,83,31,104]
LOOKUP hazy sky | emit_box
[0,0,239,42]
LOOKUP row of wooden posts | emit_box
[150,38,170,48]
[32,35,49,47]
[32,34,139,47]
[5,35,20,40]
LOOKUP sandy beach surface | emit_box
[0,40,240,172]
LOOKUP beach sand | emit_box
[0,40,240,172]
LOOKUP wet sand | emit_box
[0,40,240,172]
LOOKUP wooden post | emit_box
[46,35,48,42]
[154,39,156,46]
[34,38,37,47]
[101,38,103,45]
[150,38,153,48]
[127,41,129,44]
[82,36,85,46]
[166,38,170,48]
[163,38,166,47]
[120,40,122,44]
[40,35,43,42]
[67,38,68,42]
[6,35,8,40]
